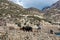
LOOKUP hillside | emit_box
[43,0,60,25]
[0,0,60,40]
[51,0,60,9]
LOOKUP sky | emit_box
[10,0,59,10]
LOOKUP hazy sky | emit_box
[10,0,59,10]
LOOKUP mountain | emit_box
[0,0,44,20]
[42,0,60,11]
[0,0,24,17]
[51,0,60,9]
[42,6,50,11]
[0,0,45,40]
[26,7,42,12]
[25,7,44,16]
[0,0,60,40]
[43,0,60,24]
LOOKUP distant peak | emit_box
[26,7,42,12]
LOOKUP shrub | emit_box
[15,22,21,27]
[20,26,32,32]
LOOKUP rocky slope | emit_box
[51,0,60,9]
[43,0,60,10]
[0,0,60,40]
[43,0,60,25]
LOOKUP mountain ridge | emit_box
[43,0,60,24]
